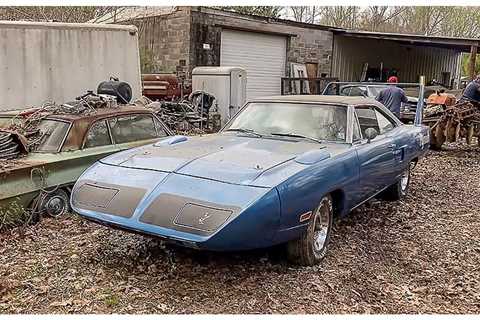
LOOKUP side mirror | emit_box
[364,128,378,142]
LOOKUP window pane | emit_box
[153,117,168,137]
[375,109,395,134]
[339,87,350,96]
[109,114,157,144]
[34,120,70,152]
[352,116,362,141]
[84,120,111,148]
[349,87,367,97]
[355,107,379,137]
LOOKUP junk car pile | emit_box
[142,90,220,134]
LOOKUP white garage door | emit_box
[221,30,286,100]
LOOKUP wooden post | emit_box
[469,45,478,81]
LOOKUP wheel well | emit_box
[411,157,419,170]
[329,189,345,218]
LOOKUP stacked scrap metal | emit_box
[0,130,28,172]
[0,131,21,160]
[143,90,219,134]
[0,91,121,163]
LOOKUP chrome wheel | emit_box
[45,196,67,217]
[312,199,331,258]
[286,195,333,266]
[41,189,70,217]
[400,167,410,194]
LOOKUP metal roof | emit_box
[332,29,479,51]
[249,95,383,106]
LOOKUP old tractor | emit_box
[424,91,480,150]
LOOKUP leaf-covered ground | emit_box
[1,144,479,314]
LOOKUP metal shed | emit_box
[331,30,480,88]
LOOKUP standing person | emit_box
[462,75,480,104]
[375,76,408,118]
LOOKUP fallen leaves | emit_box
[0,142,479,313]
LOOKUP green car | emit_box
[0,106,172,227]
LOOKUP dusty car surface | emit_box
[0,106,171,222]
[71,95,429,265]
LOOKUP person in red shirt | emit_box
[376,76,408,118]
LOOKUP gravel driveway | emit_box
[1,144,479,314]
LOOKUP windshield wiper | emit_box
[225,128,263,137]
[270,132,322,144]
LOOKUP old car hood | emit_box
[100,133,339,186]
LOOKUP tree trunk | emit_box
[469,45,478,81]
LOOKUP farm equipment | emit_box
[423,91,480,149]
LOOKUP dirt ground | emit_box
[1,143,479,314]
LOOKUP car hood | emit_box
[100,133,345,187]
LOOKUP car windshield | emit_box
[33,119,70,152]
[224,102,348,142]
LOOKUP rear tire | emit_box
[286,195,333,266]
[378,164,411,201]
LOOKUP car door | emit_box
[373,108,409,180]
[353,105,397,200]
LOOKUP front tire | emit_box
[286,195,333,266]
[378,164,411,201]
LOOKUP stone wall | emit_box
[127,7,192,78]
[129,7,334,82]
[190,7,334,77]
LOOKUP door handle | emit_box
[388,144,397,149]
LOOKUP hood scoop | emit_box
[155,135,188,146]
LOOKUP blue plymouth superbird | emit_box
[71,95,429,265]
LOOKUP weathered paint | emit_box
[0,21,141,110]
[0,106,171,215]
[71,97,430,251]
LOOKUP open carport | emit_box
[331,30,480,88]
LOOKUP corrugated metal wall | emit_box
[0,21,142,111]
[332,35,462,84]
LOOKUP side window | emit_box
[84,120,111,148]
[153,116,168,137]
[375,109,395,134]
[352,115,362,141]
[348,87,367,97]
[108,114,157,144]
[355,107,379,138]
[339,87,351,96]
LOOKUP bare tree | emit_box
[358,6,407,32]
[218,6,284,18]
[289,6,323,23]
[318,6,360,29]
[0,6,123,23]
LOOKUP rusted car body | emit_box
[0,106,171,225]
